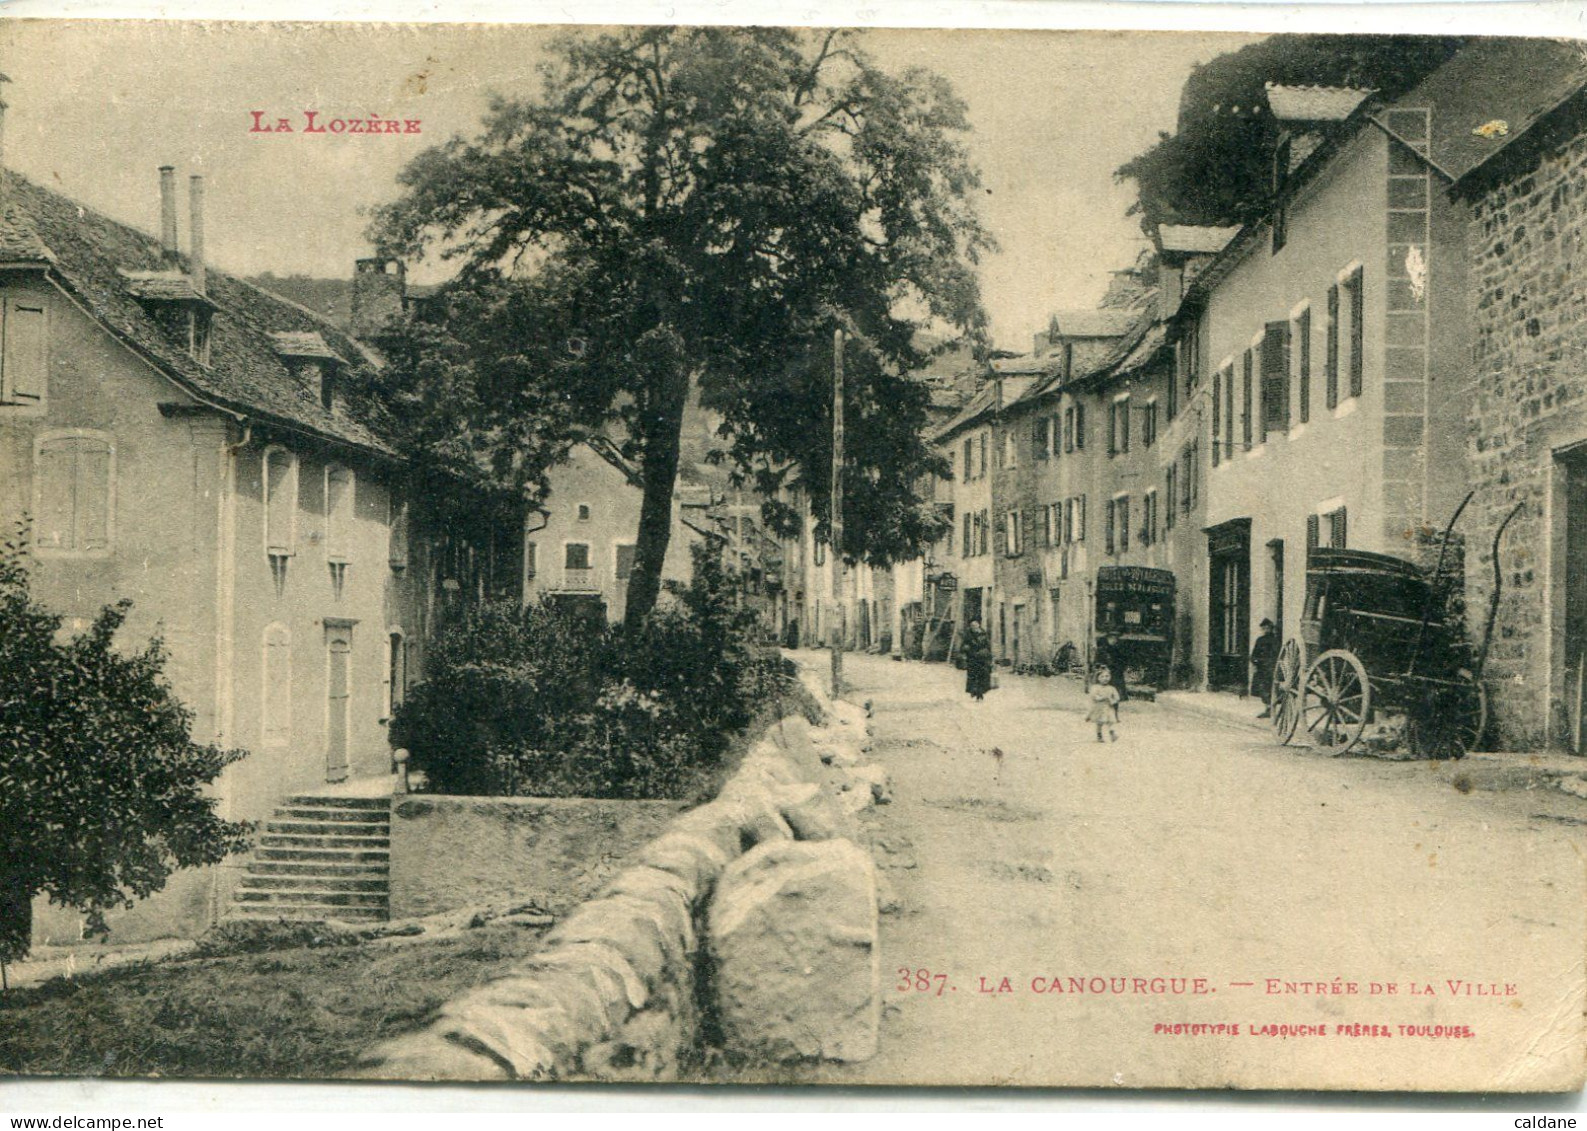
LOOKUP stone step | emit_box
[255,845,389,864]
[239,874,389,894]
[276,806,393,824]
[259,832,390,850]
[234,887,387,908]
[226,903,388,923]
[265,819,388,838]
[287,795,391,811]
[247,859,389,878]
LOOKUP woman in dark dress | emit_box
[963,618,994,701]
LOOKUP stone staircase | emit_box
[228,794,392,923]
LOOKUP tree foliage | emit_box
[0,530,250,964]
[1116,34,1465,232]
[368,27,992,623]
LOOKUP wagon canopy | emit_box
[1304,548,1437,624]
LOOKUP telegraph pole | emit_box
[830,326,845,699]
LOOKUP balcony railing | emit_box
[560,566,598,591]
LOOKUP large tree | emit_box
[368,27,991,627]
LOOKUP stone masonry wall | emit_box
[355,666,886,1081]
[1464,119,1587,748]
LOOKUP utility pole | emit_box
[830,326,845,699]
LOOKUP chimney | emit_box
[159,166,178,262]
[351,256,405,339]
[187,174,206,295]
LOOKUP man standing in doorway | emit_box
[1251,618,1280,718]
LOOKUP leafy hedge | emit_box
[390,544,793,799]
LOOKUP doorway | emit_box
[1207,519,1252,692]
[1268,538,1285,643]
[324,620,355,782]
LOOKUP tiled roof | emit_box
[991,354,1059,376]
[3,170,395,456]
[1157,224,1240,256]
[1406,39,1587,186]
[932,383,998,442]
[1051,309,1138,339]
[0,200,53,263]
[268,331,344,362]
[1265,83,1372,123]
[121,269,215,305]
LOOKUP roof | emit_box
[1157,224,1240,256]
[0,200,53,263]
[2,170,395,456]
[268,331,344,362]
[990,354,1059,377]
[931,383,998,443]
[1401,38,1587,187]
[121,269,215,305]
[1050,309,1138,339]
[1265,83,1373,123]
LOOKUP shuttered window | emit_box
[262,624,292,747]
[1165,465,1178,530]
[1261,321,1291,437]
[1307,513,1321,558]
[1118,497,1131,554]
[615,542,637,580]
[1241,350,1254,450]
[1326,283,1340,409]
[1296,306,1312,424]
[2,297,47,405]
[34,432,113,555]
[1105,499,1116,555]
[1211,368,1222,467]
[264,447,298,557]
[324,465,354,564]
[1074,402,1086,451]
[1347,266,1365,400]
[1329,507,1348,549]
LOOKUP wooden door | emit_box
[325,624,352,782]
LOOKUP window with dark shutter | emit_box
[1326,283,1340,409]
[1078,495,1087,541]
[1307,513,1320,558]
[1034,417,1047,460]
[1261,320,1291,437]
[1348,266,1365,399]
[1075,402,1086,450]
[1212,368,1222,467]
[1297,306,1312,424]
[1165,465,1177,530]
[1242,350,1253,451]
[1105,499,1115,555]
[1118,497,1131,554]
[1329,507,1348,549]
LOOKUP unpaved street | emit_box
[782,652,1586,1091]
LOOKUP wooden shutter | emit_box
[1330,507,1348,549]
[325,465,353,563]
[1107,402,1117,457]
[1211,369,1222,466]
[1119,498,1131,553]
[1165,466,1177,530]
[262,626,292,747]
[1306,514,1321,557]
[1105,499,1115,554]
[1297,307,1312,424]
[963,511,971,554]
[1241,350,1254,450]
[1326,284,1340,408]
[1075,402,1086,450]
[75,438,111,552]
[35,437,76,550]
[3,299,47,403]
[615,542,637,580]
[1033,418,1046,460]
[1078,495,1087,541]
[1261,320,1291,437]
[265,449,295,555]
[1120,398,1130,453]
[1349,266,1365,399]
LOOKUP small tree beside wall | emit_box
[0,528,250,975]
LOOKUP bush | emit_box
[391,544,791,800]
[0,527,251,964]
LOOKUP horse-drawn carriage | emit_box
[1268,547,1486,758]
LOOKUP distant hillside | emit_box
[247,273,352,329]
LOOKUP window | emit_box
[1295,305,1312,425]
[577,502,592,522]
[1,295,47,407]
[1105,499,1115,554]
[263,446,297,558]
[262,624,291,748]
[1005,509,1023,557]
[1075,495,1087,542]
[1110,395,1131,457]
[1074,402,1086,451]
[1308,507,1349,553]
[525,541,538,581]
[388,493,409,571]
[565,542,591,570]
[1344,265,1365,400]
[978,432,988,478]
[962,511,971,558]
[1063,406,1075,453]
[1212,367,1222,467]
[1144,398,1158,448]
[384,629,405,719]
[963,438,974,481]
[1182,443,1197,511]
[1165,465,1178,531]
[34,431,113,556]
[324,465,353,564]
[1241,350,1254,451]
[1003,430,1018,470]
[978,509,990,556]
[1260,321,1291,438]
[1326,283,1340,409]
[1143,490,1158,546]
[1118,496,1131,554]
[1329,506,1348,549]
[615,542,637,581]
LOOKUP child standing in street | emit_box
[1088,665,1120,742]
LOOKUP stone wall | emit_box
[388,797,688,920]
[1462,113,1587,749]
[356,664,886,1081]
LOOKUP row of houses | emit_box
[782,37,1587,754]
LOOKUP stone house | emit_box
[1445,40,1587,749]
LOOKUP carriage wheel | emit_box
[1270,639,1305,745]
[1302,649,1372,754]
[1405,675,1488,760]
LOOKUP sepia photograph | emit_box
[0,15,1584,1097]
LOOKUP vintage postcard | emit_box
[0,15,1585,1097]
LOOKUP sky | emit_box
[0,22,1258,351]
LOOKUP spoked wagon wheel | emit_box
[1302,649,1372,754]
[1405,675,1488,760]
[1270,639,1305,745]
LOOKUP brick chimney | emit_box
[351,256,405,339]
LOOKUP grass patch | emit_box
[0,922,550,1080]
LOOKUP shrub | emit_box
[391,543,790,800]
[0,528,251,965]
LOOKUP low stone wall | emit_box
[389,797,687,920]
[357,663,886,1082]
